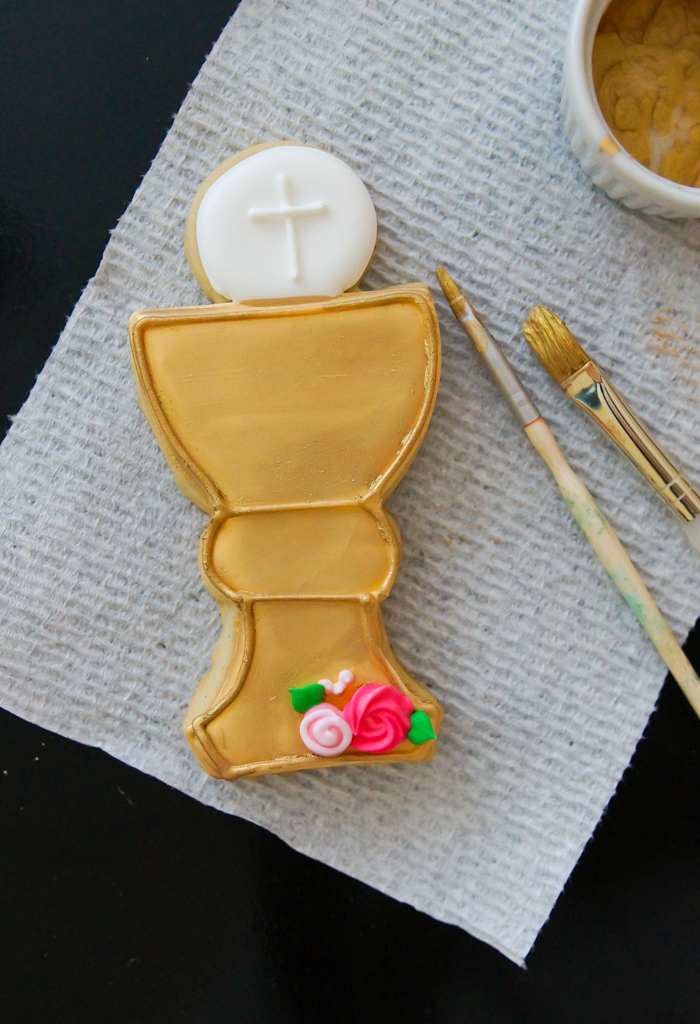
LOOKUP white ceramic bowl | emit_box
[562,0,700,219]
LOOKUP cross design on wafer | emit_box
[248,173,327,281]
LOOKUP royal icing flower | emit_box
[341,683,413,754]
[300,704,353,757]
[318,669,354,695]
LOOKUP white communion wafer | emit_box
[196,145,377,302]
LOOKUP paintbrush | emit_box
[522,306,700,554]
[435,266,700,722]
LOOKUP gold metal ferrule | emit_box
[563,362,700,523]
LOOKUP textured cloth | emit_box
[2,0,700,965]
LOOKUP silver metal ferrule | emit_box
[458,305,540,427]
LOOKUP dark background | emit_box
[1,2,699,1021]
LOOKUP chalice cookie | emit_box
[129,141,443,779]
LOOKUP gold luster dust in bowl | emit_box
[593,0,700,187]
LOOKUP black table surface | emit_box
[2,3,699,1021]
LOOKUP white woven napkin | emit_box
[2,0,700,964]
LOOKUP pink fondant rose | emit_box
[342,683,413,754]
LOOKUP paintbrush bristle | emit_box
[522,305,591,385]
[435,267,467,317]
[435,267,461,303]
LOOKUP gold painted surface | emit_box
[139,297,430,508]
[129,284,443,779]
[212,507,393,597]
[593,0,700,186]
[600,134,622,156]
[202,600,434,776]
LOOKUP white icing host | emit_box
[195,145,377,302]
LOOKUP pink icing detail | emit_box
[300,704,353,757]
[342,683,413,754]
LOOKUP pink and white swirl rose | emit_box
[300,704,353,757]
[342,683,413,754]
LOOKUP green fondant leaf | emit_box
[289,683,326,714]
[407,709,437,745]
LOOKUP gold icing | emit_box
[593,0,700,186]
[140,299,432,508]
[129,285,443,779]
[212,507,392,597]
[600,134,622,156]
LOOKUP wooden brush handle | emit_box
[524,417,700,721]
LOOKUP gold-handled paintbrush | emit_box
[522,306,700,553]
[436,267,700,723]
